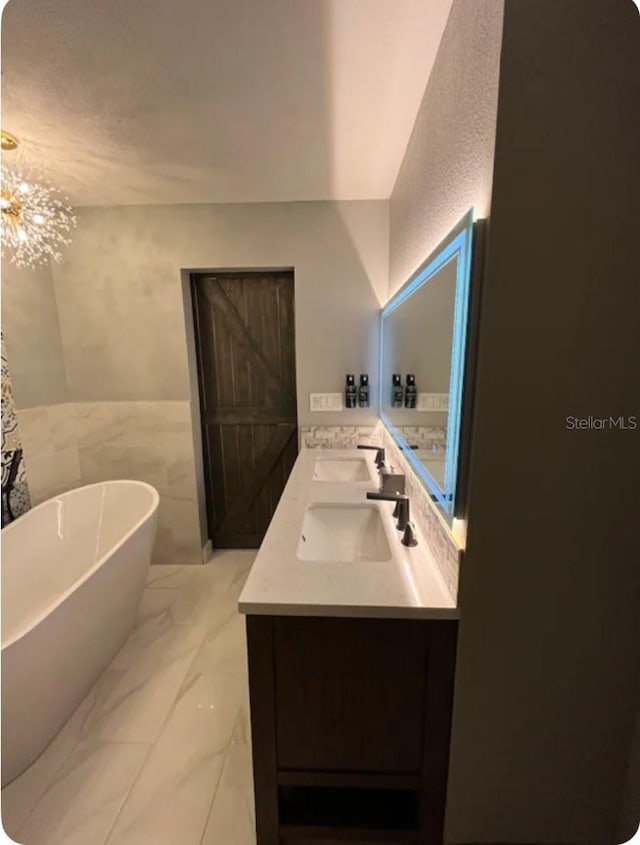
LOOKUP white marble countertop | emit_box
[238,448,458,620]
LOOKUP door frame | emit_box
[179,266,296,561]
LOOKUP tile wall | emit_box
[16,404,82,504]
[73,401,202,565]
[9,397,203,565]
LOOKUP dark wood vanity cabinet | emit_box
[246,615,457,845]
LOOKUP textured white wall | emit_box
[51,201,388,427]
[388,0,504,298]
[1,262,70,409]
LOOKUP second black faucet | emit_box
[366,490,418,547]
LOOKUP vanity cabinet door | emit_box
[273,617,430,773]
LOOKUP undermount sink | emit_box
[297,504,392,563]
[312,456,372,482]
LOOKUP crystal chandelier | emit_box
[1,131,77,269]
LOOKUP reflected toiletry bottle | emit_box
[358,374,369,408]
[405,374,417,409]
[392,374,403,408]
[345,374,357,408]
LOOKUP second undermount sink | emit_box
[297,503,392,563]
[312,456,372,482]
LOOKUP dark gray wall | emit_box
[446,1,640,843]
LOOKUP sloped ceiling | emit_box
[1,0,453,205]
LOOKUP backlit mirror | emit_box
[380,210,476,519]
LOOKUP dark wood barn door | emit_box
[192,271,298,549]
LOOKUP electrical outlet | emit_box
[417,392,449,411]
[310,393,343,412]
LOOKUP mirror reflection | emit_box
[380,210,475,518]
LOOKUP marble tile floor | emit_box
[1,551,258,845]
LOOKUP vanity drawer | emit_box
[273,617,430,773]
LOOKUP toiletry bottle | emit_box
[358,374,369,408]
[405,374,417,409]
[345,374,357,408]
[392,374,403,408]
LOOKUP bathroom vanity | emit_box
[239,448,458,845]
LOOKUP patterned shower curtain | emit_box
[1,334,31,525]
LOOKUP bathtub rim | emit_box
[1,479,160,650]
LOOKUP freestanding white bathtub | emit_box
[1,480,159,785]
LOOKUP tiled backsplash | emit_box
[394,425,446,449]
[300,426,382,449]
[299,423,460,600]
[381,428,460,599]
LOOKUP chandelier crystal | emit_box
[1,134,77,269]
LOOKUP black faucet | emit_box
[366,491,418,547]
[368,491,409,529]
[357,444,385,468]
